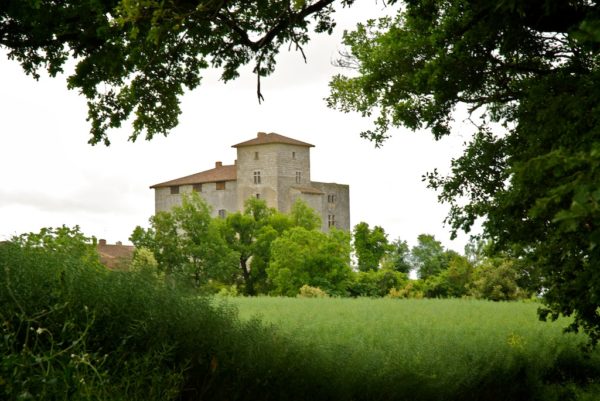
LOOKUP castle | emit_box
[150,132,350,232]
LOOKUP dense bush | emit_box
[4,227,597,400]
[469,258,530,301]
[347,269,408,297]
[0,229,334,401]
[297,284,329,298]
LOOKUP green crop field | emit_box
[3,233,600,401]
[230,297,600,401]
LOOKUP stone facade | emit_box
[150,132,350,231]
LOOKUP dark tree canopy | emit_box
[328,0,600,344]
[1,0,353,145]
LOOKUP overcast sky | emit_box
[0,1,480,252]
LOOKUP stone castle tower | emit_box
[150,132,350,231]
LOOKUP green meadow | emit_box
[231,297,600,401]
[2,238,600,401]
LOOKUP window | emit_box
[170,186,179,195]
[295,171,301,184]
[328,194,336,204]
[216,181,226,190]
[256,193,260,199]
[254,171,261,184]
[328,215,336,228]
[292,151,296,159]
[254,151,259,160]
[193,184,202,192]
[218,209,226,219]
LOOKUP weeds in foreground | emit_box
[2,232,600,400]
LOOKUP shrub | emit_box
[0,228,334,401]
[217,284,240,297]
[130,247,163,278]
[393,280,425,299]
[297,284,329,298]
[347,270,408,297]
[469,259,529,301]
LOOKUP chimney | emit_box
[116,241,123,246]
[257,132,266,138]
[99,239,107,246]
[215,161,222,168]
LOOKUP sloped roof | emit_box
[97,243,135,270]
[291,186,324,195]
[150,164,237,188]
[232,132,314,148]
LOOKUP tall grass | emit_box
[0,241,330,401]
[232,296,600,401]
[2,237,599,401]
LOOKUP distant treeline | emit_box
[126,193,532,300]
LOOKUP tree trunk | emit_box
[240,257,255,295]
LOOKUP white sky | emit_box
[0,1,480,252]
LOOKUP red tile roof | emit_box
[97,242,135,270]
[232,132,314,148]
[151,164,237,188]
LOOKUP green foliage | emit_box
[327,0,600,345]
[130,212,185,274]
[216,284,240,297]
[267,227,352,296]
[130,192,238,288]
[410,234,450,279]
[422,254,473,298]
[347,269,408,298]
[235,296,600,401]
[3,226,598,400]
[352,222,390,272]
[174,192,239,285]
[297,284,329,298]
[381,237,412,273]
[390,280,426,299]
[1,229,187,400]
[1,227,359,401]
[469,258,530,302]
[2,0,354,144]
[129,247,162,279]
[290,198,322,230]
[14,225,104,270]
[219,198,284,295]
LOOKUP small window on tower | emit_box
[292,151,296,159]
[193,184,202,192]
[295,171,301,184]
[328,194,336,204]
[216,182,226,190]
[170,186,179,195]
[254,152,259,160]
[218,209,226,218]
[254,171,261,184]
[256,193,260,199]
[328,215,336,228]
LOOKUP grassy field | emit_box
[3,234,600,401]
[230,297,600,401]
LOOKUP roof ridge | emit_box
[150,163,237,188]
[232,132,314,148]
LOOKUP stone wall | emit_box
[236,143,311,213]
[311,182,351,232]
[155,181,238,218]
